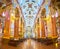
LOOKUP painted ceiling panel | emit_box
[18,0,43,28]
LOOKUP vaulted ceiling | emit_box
[18,0,44,28]
[0,0,60,26]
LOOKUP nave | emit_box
[0,39,60,49]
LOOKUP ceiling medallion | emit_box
[28,3,32,8]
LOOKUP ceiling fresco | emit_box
[18,0,43,28]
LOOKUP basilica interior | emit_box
[0,0,60,49]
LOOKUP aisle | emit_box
[1,39,60,49]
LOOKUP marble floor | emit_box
[0,39,60,49]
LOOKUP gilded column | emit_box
[14,8,19,40]
[41,17,45,38]
[51,16,57,38]
[37,18,40,38]
[3,10,10,39]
